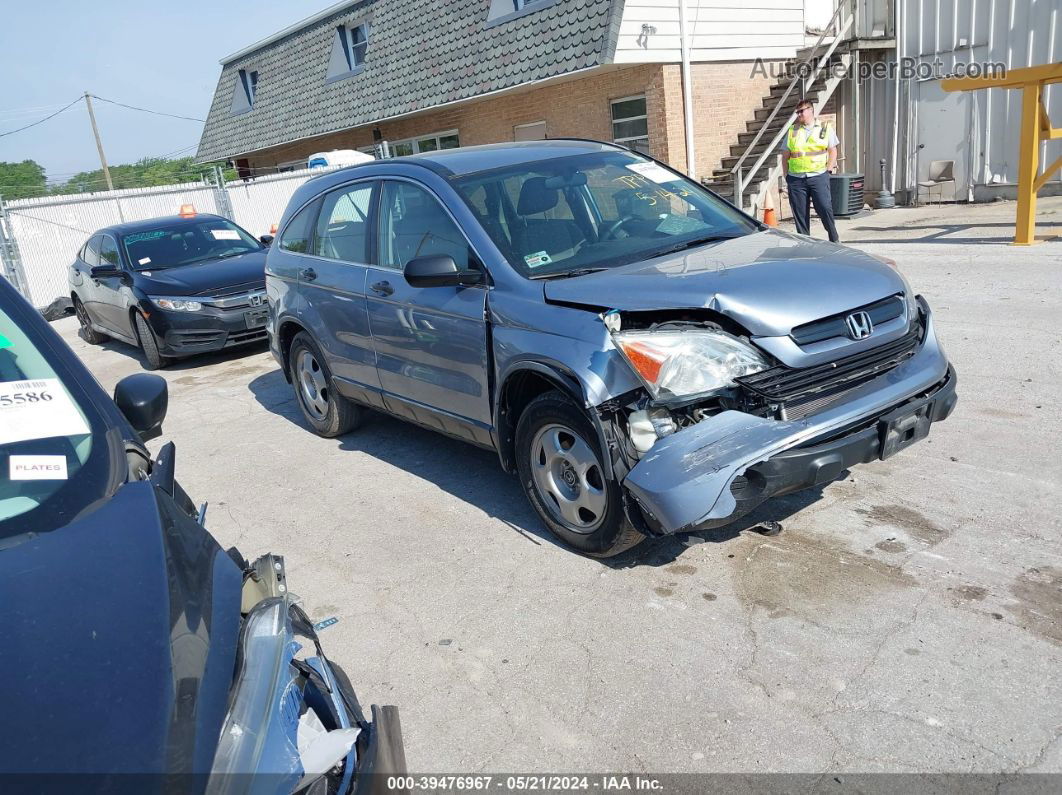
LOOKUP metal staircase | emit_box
[703,3,855,213]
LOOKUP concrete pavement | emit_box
[54,196,1062,774]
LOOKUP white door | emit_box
[915,78,970,201]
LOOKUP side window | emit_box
[98,236,120,267]
[279,199,319,254]
[315,184,373,263]
[83,236,102,267]
[377,182,470,270]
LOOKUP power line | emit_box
[0,97,84,139]
[89,95,205,124]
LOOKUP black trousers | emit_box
[786,172,840,242]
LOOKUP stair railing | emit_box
[731,1,855,207]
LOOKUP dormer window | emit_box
[230,68,259,115]
[326,23,370,83]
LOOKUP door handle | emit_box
[370,280,394,297]
[300,267,317,282]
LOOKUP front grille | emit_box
[790,294,905,345]
[736,319,922,416]
[193,280,265,298]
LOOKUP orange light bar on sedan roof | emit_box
[178,204,196,218]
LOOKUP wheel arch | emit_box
[276,317,309,383]
[494,359,612,478]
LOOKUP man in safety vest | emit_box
[780,99,840,243]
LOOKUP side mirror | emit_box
[114,373,168,442]
[404,255,484,288]
[90,264,122,279]
[259,234,275,246]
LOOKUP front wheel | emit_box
[134,312,170,370]
[288,332,362,437]
[515,391,644,557]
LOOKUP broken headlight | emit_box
[613,328,769,401]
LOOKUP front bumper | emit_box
[623,308,956,535]
[149,304,269,356]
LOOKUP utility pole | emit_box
[84,92,114,192]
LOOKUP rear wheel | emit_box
[73,296,105,345]
[288,332,362,437]
[133,312,169,370]
[515,391,644,557]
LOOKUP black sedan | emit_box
[68,213,272,369]
[0,276,405,790]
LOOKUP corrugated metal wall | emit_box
[838,0,1061,200]
[899,0,1061,196]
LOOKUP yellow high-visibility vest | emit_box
[786,123,832,174]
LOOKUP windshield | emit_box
[0,302,116,539]
[122,218,261,271]
[453,151,759,278]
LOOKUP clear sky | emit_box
[0,0,325,183]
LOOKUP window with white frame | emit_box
[610,95,649,154]
[326,22,370,82]
[388,130,460,157]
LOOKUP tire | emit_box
[73,296,106,345]
[133,312,170,370]
[515,390,644,557]
[288,332,362,437]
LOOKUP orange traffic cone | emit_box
[763,207,778,227]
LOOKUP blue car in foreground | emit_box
[0,276,404,791]
[266,140,956,558]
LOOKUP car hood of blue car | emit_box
[542,229,907,338]
[0,480,243,775]
[135,249,267,297]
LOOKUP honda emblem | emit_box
[248,293,264,307]
[845,311,874,340]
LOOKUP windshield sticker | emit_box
[125,230,168,244]
[656,215,709,235]
[524,251,552,268]
[627,162,682,184]
[210,229,241,241]
[0,379,90,446]
[0,333,11,349]
[9,455,68,481]
[138,257,151,266]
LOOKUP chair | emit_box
[917,160,956,204]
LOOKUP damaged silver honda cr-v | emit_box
[267,140,957,557]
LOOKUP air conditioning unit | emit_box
[830,173,865,217]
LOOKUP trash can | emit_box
[830,173,865,217]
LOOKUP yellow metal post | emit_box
[942,62,1062,245]
[1014,84,1042,246]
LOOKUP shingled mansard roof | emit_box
[196,0,623,162]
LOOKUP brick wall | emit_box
[242,60,784,184]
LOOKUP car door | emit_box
[298,180,381,392]
[365,179,491,443]
[93,234,134,337]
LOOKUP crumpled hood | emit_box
[542,230,907,337]
[137,249,266,297]
[0,480,242,775]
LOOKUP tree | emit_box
[0,160,48,200]
[49,156,236,195]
